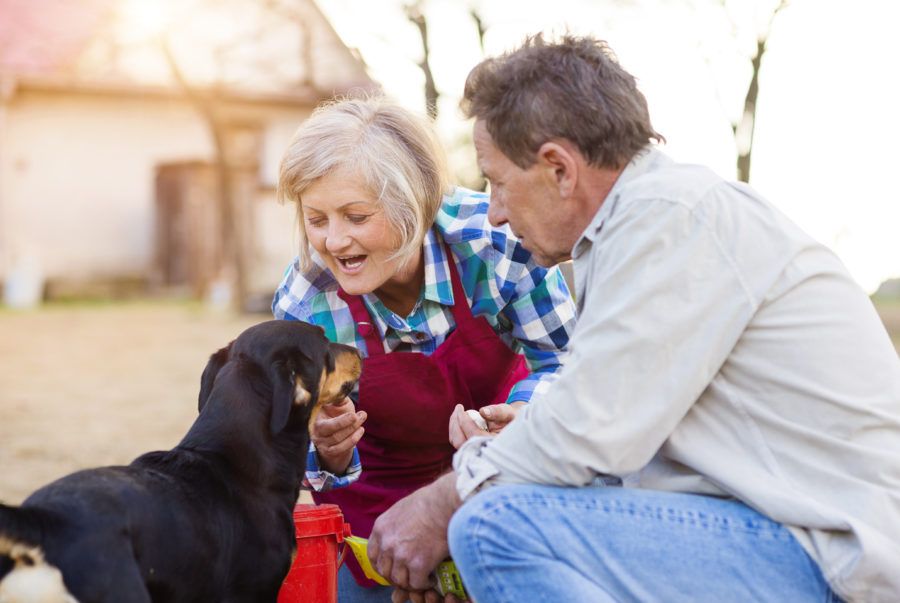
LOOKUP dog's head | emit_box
[198,320,361,434]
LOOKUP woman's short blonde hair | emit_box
[278,96,450,271]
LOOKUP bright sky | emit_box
[317,0,900,293]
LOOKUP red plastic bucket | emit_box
[278,503,350,603]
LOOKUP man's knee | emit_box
[448,485,515,561]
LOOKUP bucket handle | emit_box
[337,522,352,569]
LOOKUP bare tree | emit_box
[470,8,487,54]
[259,0,316,86]
[685,0,790,182]
[149,0,321,310]
[616,0,790,182]
[404,1,439,119]
[729,0,790,182]
[160,39,248,310]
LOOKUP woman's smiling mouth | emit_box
[336,255,367,273]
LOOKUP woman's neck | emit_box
[374,251,425,318]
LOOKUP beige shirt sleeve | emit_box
[458,187,755,490]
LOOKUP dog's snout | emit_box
[330,341,362,362]
[330,344,362,376]
[317,343,362,406]
[340,381,355,399]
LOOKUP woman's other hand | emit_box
[311,396,366,473]
[448,402,525,449]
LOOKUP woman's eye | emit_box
[347,214,369,224]
[306,217,326,228]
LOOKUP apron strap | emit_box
[443,241,476,327]
[336,240,477,356]
[337,288,386,357]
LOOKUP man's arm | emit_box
[474,193,758,487]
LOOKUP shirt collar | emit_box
[421,227,455,306]
[360,227,454,328]
[571,146,669,259]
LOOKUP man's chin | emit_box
[517,237,567,267]
[528,248,567,268]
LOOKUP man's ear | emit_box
[537,141,578,197]
[198,343,232,413]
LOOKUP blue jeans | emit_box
[448,485,840,602]
[337,562,394,603]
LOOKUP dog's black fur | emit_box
[0,320,361,603]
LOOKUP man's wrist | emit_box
[452,436,500,500]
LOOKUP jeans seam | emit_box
[468,499,513,603]
[496,490,791,539]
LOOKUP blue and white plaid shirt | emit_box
[273,187,577,490]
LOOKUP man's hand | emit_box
[310,396,366,474]
[449,401,525,449]
[368,473,461,592]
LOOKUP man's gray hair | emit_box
[461,34,663,169]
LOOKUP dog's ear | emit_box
[269,348,319,434]
[199,343,232,413]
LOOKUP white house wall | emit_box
[2,90,210,281]
[1,89,312,296]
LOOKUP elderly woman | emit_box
[272,96,576,602]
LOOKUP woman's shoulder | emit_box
[434,187,539,295]
[435,186,516,251]
[272,256,340,320]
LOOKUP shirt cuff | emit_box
[303,442,362,492]
[452,436,500,501]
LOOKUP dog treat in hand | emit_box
[466,409,488,431]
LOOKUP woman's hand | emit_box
[448,402,525,449]
[311,396,366,474]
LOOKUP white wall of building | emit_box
[1,89,312,296]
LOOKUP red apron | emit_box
[314,243,528,586]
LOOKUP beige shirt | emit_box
[454,148,900,601]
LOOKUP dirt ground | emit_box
[1,299,897,506]
[0,301,266,504]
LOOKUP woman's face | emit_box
[301,171,408,296]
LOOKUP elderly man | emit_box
[368,34,900,603]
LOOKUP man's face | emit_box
[474,120,571,267]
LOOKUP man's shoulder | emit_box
[617,154,727,211]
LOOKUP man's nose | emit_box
[487,198,507,227]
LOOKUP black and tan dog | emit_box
[0,320,361,603]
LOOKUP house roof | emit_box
[0,0,116,76]
[0,0,377,103]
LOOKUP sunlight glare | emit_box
[119,0,174,42]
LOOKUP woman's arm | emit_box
[499,254,577,403]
